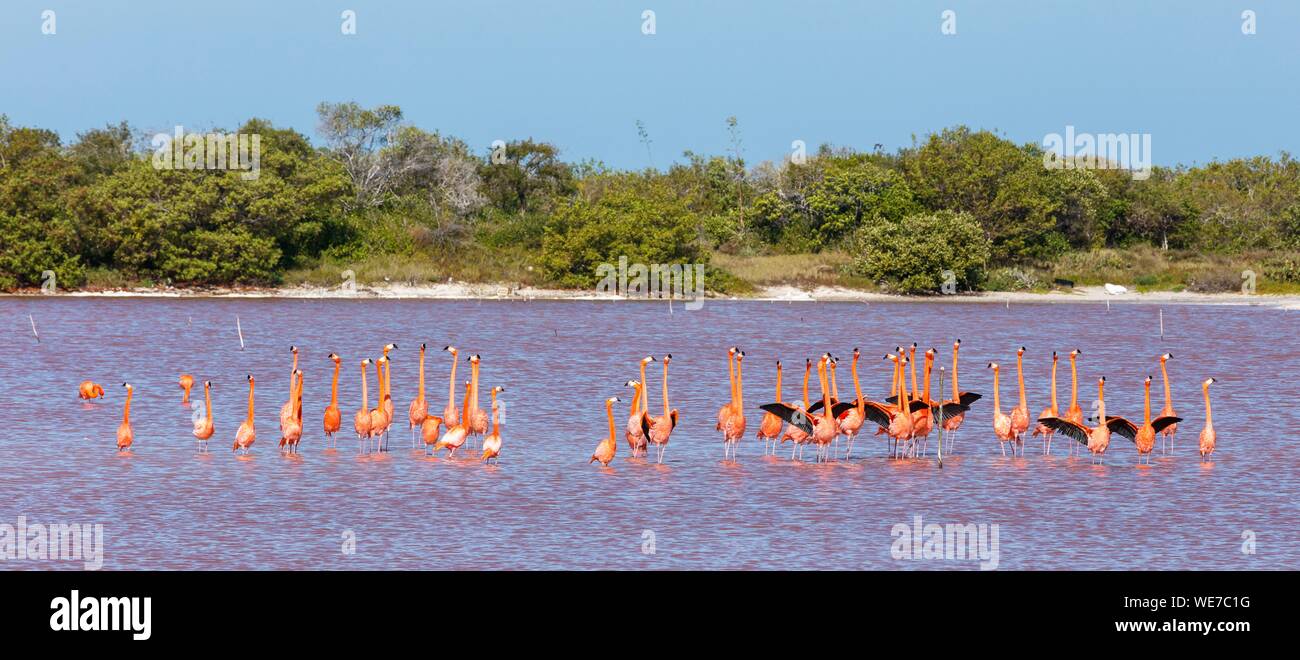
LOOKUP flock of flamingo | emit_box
[78,343,504,463]
[75,339,1219,467]
[593,342,1217,467]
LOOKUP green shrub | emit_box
[850,210,990,293]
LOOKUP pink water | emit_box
[1,297,1296,570]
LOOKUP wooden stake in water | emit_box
[236,315,245,350]
[29,314,40,343]
[1159,309,1164,339]
[936,367,945,468]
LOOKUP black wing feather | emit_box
[1038,416,1089,445]
[758,403,813,435]
[1150,416,1182,434]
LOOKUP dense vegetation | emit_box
[3,106,1299,294]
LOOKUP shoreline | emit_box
[3,282,1297,308]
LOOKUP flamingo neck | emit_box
[662,362,670,417]
[418,350,425,399]
[330,362,340,406]
[1069,357,1078,407]
[639,362,649,413]
[952,349,960,399]
[992,370,1001,414]
[360,368,369,411]
[1203,385,1212,426]
[246,381,255,425]
[774,365,783,402]
[852,356,864,414]
[1016,354,1026,408]
[922,355,933,402]
[1143,381,1152,425]
[605,401,616,442]
[491,391,500,435]
[204,384,212,424]
[818,361,832,421]
[727,352,735,406]
[735,360,744,411]
[123,390,132,424]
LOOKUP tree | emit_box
[315,101,405,209]
[851,210,990,293]
[477,139,573,215]
[540,174,704,288]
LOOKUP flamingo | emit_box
[441,346,461,429]
[1009,346,1030,454]
[279,368,300,453]
[640,355,679,464]
[1038,377,1133,464]
[718,348,747,462]
[420,415,444,455]
[467,354,489,437]
[939,339,981,453]
[116,383,134,452]
[280,346,299,431]
[1198,378,1217,462]
[756,360,784,455]
[481,386,504,463]
[432,381,472,457]
[807,355,843,461]
[716,347,736,431]
[370,358,391,452]
[409,343,429,448]
[779,359,813,460]
[1112,376,1182,465]
[1158,353,1179,454]
[834,351,869,460]
[193,380,214,452]
[233,375,256,454]
[378,344,397,450]
[78,380,105,400]
[590,397,622,467]
[353,359,373,454]
[625,356,654,457]
[1064,349,1083,456]
[324,353,342,449]
[178,374,194,405]
[281,370,304,454]
[909,348,937,457]
[1032,352,1059,455]
[888,353,920,458]
[987,363,1015,456]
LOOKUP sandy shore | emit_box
[4,282,1297,308]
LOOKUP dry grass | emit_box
[283,246,544,288]
[710,251,876,289]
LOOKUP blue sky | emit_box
[2,0,1297,169]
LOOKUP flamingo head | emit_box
[624,379,640,388]
[289,345,298,355]
[1161,352,1172,362]
[328,353,341,364]
[663,354,672,365]
[1017,346,1026,357]
[641,356,654,365]
[1204,377,1216,388]
[953,339,961,350]
[444,345,457,356]
[468,354,480,365]
[987,362,998,372]
[607,396,622,405]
